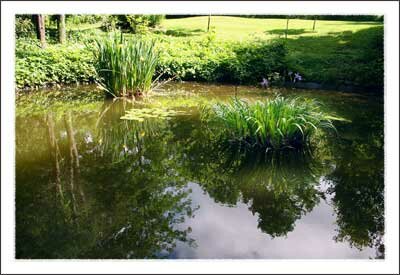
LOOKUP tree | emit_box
[33,14,46,48]
[57,14,66,44]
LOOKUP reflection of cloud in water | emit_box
[174,182,375,259]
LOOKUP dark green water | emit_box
[15,82,384,259]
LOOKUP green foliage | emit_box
[67,14,105,25]
[286,26,383,88]
[15,39,96,89]
[15,16,383,91]
[147,15,165,28]
[227,40,287,83]
[110,15,165,34]
[204,96,347,149]
[15,15,35,38]
[157,37,287,84]
[92,34,160,97]
[100,16,118,32]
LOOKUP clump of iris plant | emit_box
[203,96,349,150]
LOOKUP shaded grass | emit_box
[265,28,315,36]
[285,26,383,88]
[163,28,205,37]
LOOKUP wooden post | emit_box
[36,14,46,48]
[207,14,211,32]
[312,18,316,31]
[285,18,289,39]
[57,14,66,44]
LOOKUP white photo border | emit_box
[1,1,399,274]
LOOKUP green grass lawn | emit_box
[160,16,381,41]
[160,16,383,87]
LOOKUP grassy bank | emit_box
[15,16,383,91]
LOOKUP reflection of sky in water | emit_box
[173,181,375,259]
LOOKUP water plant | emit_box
[92,33,160,97]
[120,107,186,121]
[203,96,349,149]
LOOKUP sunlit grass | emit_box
[160,16,381,41]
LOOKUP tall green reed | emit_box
[92,33,159,97]
[204,96,348,149]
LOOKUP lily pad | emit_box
[121,107,186,121]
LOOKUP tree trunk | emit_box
[207,14,211,32]
[57,14,66,44]
[313,19,316,31]
[34,14,46,48]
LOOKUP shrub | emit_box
[67,15,105,25]
[100,16,118,32]
[228,40,287,83]
[92,34,160,97]
[15,39,96,89]
[148,15,165,28]
[157,38,287,85]
[110,15,165,34]
[203,96,347,149]
[15,36,287,89]
[15,16,35,38]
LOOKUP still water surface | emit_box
[15,82,384,259]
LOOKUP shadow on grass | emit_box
[283,26,383,89]
[165,28,205,37]
[266,28,315,36]
[341,21,383,26]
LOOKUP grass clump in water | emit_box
[204,95,348,150]
[93,33,159,98]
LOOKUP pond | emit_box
[15,82,384,259]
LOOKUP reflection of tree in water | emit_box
[15,96,385,258]
[179,127,329,237]
[326,134,384,255]
[84,101,196,258]
[238,151,325,237]
[15,103,196,259]
[16,112,89,258]
[183,108,384,247]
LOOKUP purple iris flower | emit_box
[260,78,269,88]
[294,72,302,82]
